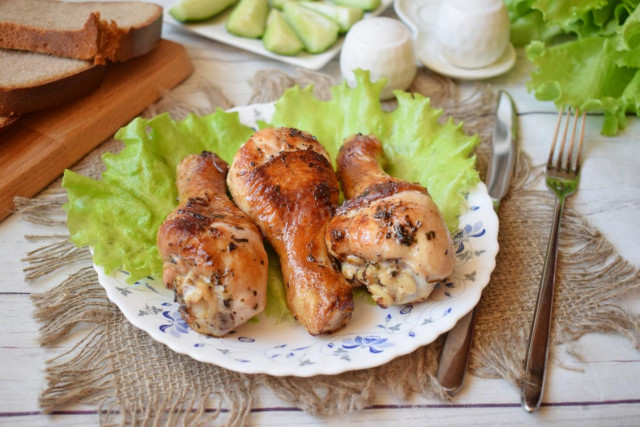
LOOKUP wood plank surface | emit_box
[0,40,193,221]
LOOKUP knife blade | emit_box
[436,90,518,395]
[487,91,518,208]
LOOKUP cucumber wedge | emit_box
[263,9,304,55]
[283,2,339,53]
[270,0,297,10]
[331,0,380,12]
[169,0,237,22]
[226,0,270,38]
[299,1,363,33]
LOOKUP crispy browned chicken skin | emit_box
[227,127,354,335]
[157,151,268,337]
[326,134,455,308]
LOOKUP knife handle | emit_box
[436,308,477,395]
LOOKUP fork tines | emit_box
[548,108,586,173]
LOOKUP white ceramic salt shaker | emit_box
[433,0,510,69]
[340,17,416,100]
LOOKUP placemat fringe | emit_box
[32,266,112,346]
[13,194,67,226]
[38,326,113,412]
[23,239,92,280]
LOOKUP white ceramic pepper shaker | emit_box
[340,17,417,100]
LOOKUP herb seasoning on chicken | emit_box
[326,134,455,308]
[227,127,354,335]
[157,152,268,337]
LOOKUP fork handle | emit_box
[522,195,565,412]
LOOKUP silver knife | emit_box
[436,90,518,395]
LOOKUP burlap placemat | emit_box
[18,66,640,426]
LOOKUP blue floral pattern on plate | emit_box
[94,103,499,377]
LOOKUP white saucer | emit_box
[393,0,516,80]
[416,36,516,80]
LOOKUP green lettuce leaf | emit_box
[509,9,564,46]
[506,0,640,44]
[612,4,640,66]
[505,0,564,45]
[507,0,614,44]
[63,70,479,321]
[526,35,640,135]
[510,0,640,135]
[532,0,609,27]
[63,110,256,281]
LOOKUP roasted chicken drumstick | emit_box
[157,152,268,337]
[227,127,354,335]
[326,134,455,308]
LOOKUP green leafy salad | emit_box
[506,0,640,135]
[62,70,479,321]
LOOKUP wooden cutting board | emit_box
[0,39,193,221]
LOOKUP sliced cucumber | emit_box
[269,0,297,10]
[263,9,304,55]
[298,1,363,33]
[330,0,380,12]
[169,0,237,22]
[226,0,270,38]
[283,2,339,53]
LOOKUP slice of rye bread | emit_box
[0,0,162,64]
[0,49,106,116]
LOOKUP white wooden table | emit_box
[1,3,639,425]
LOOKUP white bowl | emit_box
[433,0,509,69]
[340,17,417,100]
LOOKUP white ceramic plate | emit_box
[95,102,499,377]
[393,0,516,80]
[164,0,392,70]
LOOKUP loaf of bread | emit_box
[0,0,162,64]
[0,0,164,117]
[0,49,106,116]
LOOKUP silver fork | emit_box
[522,108,586,413]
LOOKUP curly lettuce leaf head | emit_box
[532,0,609,27]
[519,0,640,135]
[505,0,564,45]
[526,34,640,135]
[506,0,617,44]
[612,4,640,66]
[508,0,640,43]
[509,9,565,46]
[63,70,479,321]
